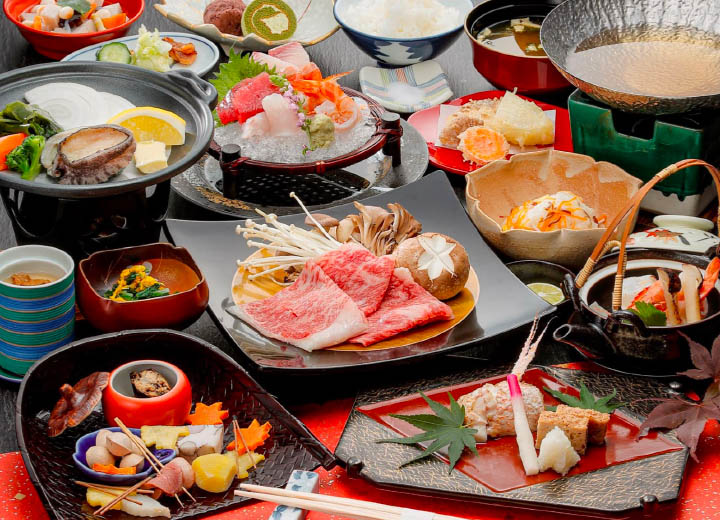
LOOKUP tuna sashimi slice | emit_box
[233,262,369,351]
[219,72,281,124]
[268,42,310,68]
[350,268,454,347]
[314,244,395,316]
[251,52,298,75]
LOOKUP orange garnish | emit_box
[186,402,229,425]
[82,2,96,21]
[92,464,136,475]
[457,126,509,165]
[100,13,127,29]
[226,419,271,454]
[163,37,198,65]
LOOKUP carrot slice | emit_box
[101,13,127,29]
[457,126,510,166]
[186,402,229,425]
[226,419,271,454]
[0,133,27,170]
[82,2,97,21]
[92,464,137,475]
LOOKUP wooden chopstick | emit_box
[233,419,257,469]
[235,485,468,520]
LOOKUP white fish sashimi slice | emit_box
[268,42,310,68]
[25,82,106,129]
[241,112,270,139]
[262,94,301,136]
[251,51,298,76]
[100,92,136,120]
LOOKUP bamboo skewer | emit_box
[95,476,153,516]
[74,481,143,506]
[233,419,257,469]
[114,418,196,504]
[235,484,469,520]
[74,481,154,495]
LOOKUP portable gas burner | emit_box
[568,90,720,215]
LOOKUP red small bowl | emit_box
[464,0,570,95]
[3,0,144,60]
[76,243,209,333]
[103,360,192,427]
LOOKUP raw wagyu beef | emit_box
[350,268,454,347]
[314,244,395,316]
[233,261,369,351]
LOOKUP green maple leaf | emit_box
[543,382,626,413]
[377,392,479,473]
[630,301,667,327]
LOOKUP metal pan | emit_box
[0,62,216,198]
[541,0,720,114]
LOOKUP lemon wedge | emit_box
[107,107,186,146]
[527,282,565,305]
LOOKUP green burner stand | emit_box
[568,89,720,214]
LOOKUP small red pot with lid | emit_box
[103,360,192,428]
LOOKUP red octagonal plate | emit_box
[407,90,573,176]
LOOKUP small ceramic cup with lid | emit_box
[103,360,192,428]
[0,245,75,376]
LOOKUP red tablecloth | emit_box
[3,383,720,519]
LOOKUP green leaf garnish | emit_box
[630,301,667,327]
[57,0,91,14]
[543,382,626,413]
[377,392,478,473]
[209,52,275,109]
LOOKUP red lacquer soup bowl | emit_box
[76,243,209,333]
[3,0,144,60]
[103,359,192,427]
[464,0,570,95]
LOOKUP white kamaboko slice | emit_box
[507,374,539,476]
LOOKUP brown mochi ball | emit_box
[394,232,470,300]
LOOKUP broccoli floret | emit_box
[6,135,46,181]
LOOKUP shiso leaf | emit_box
[57,0,92,14]
[377,392,479,474]
[543,382,626,413]
[210,52,276,109]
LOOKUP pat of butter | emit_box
[134,141,167,174]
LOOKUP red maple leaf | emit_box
[639,333,720,461]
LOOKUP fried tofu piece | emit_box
[556,405,610,445]
[535,410,589,455]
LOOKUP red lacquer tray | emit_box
[357,368,682,493]
[407,91,573,176]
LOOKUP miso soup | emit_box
[475,17,546,57]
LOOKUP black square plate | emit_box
[165,171,553,373]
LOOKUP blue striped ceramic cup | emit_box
[0,245,75,376]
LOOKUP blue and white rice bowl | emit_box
[333,0,473,66]
[0,245,75,376]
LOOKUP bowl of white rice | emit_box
[333,0,472,66]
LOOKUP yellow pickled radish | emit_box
[107,107,186,146]
[192,453,236,493]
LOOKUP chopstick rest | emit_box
[400,510,435,520]
[268,470,319,520]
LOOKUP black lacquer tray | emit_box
[165,171,554,374]
[16,329,337,520]
[336,364,688,517]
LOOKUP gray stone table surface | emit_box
[0,3,582,454]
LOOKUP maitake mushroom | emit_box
[305,202,422,256]
[48,371,109,437]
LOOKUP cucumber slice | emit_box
[96,42,132,64]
